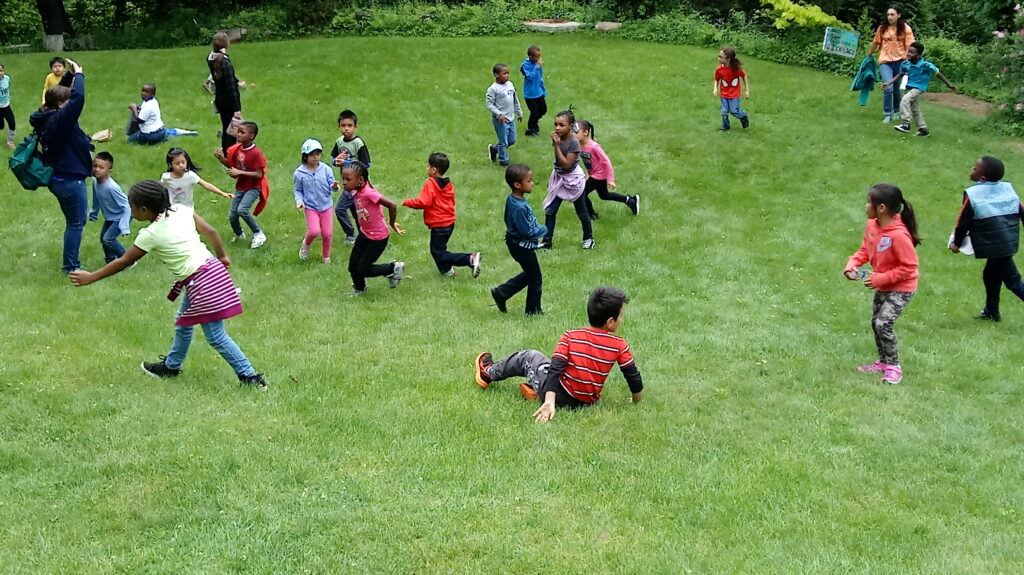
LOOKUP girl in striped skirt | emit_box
[69,180,266,388]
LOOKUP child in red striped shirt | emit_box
[474,286,643,422]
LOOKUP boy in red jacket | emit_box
[402,152,481,277]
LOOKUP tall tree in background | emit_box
[37,0,74,51]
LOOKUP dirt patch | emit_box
[1007,141,1024,156]
[923,92,991,117]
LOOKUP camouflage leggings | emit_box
[872,290,915,366]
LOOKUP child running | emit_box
[884,41,957,137]
[844,183,920,385]
[214,121,268,249]
[713,46,750,131]
[343,161,405,295]
[69,180,267,389]
[520,45,546,137]
[543,109,593,249]
[577,119,638,220]
[486,63,523,167]
[88,152,130,264]
[331,109,371,245]
[161,148,231,207]
[491,163,547,315]
[950,156,1024,321]
[475,286,644,422]
[402,152,481,278]
[294,138,339,264]
[0,63,15,148]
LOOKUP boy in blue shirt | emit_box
[491,163,547,315]
[884,41,956,137]
[520,45,546,137]
[88,152,131,263]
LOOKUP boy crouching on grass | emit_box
[474,286,644,422]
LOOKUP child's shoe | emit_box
[857,360,886,373]
[348,287,368,297]
[475,352,494,388]
[589,211,599,220]
[881,364,903,385]
[490,287,507,313]
[582,238,596,249]
[443,268,457,277]
[344,234,357,246]
[975,308,1001,321]
[882,114,892,123]
[894,123,911,133]
[914,128,930,137]
[740,116,750,129]
[388,261,405,288]
[519,382,538,401]
[231,231,247,243]
[299,242,310,260]
[322,257,331,264]
[141,356,181,378]
[627,194,640,216]
[250,231,267,249]
[470,252,482,278]
[238,372,268,390]
[488,144,497,163]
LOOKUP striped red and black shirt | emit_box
[552,328,638,403]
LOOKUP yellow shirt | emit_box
[41,73,61,105]
[872,24,915,64]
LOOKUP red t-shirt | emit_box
[553,328,635,403]
[715,65,746,99]
[232,144,267,192]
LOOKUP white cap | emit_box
[301,138,323,155]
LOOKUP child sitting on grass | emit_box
[402,152,481,278]
[475,286,644,422]
[884,41,957,137]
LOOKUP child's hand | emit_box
[296,202,304,210]
[949,244,960,254]
[214,148,226,160]
[392,222,405,235]
[949,84,958,93]
[220,191,233,199]
[497,114,508,124]
[226,167,242,178]
[68,270,94,287]
[745,90,750,98]
[533,402,555,423]
[844,269,859,280]
[218,256,232,269]
[516,116,522,123]
[609,181,617,190]
[863,273,875,288]
[331,181,340,191]
[551,131,560,144]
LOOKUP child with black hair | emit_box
[577,119,638,220]
[0,63,16,148]
[41,57,65,106]
[161,148,231,207]
[884,41,957,137]
[475,286,644,422]
[332,109,371,245]
[69,180,266,389]
[214,121,268,249]
[844,183,920,385]
[402,152,481,277]
[88,152,130,264]
[486,63,522,166]
[343,160,406,295]
[950,156,1024,321]
[520,45,546,137]
[295,138,339,264]
[543,109,593,249]
[491,163,547,315]
[713,46,750,131]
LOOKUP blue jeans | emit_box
[491,116,517,164]
[334,190,358,238]
[165,293,255,376]
[429,225,472,273]
[229,189,262,235]
[720,97,748,129]
[49,177,88,272]
[879,60,904,116]
[127,127,167,145]
[100,220,126,263]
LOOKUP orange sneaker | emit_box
[474,352,493,388]
[519,382,538,401]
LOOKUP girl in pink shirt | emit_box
[577,119,639,220]
[844,183,920,385]
[343,161,406,296]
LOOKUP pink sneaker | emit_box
[857,360,885,373]
[881,365,903,384]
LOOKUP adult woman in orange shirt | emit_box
[867,6,915,123]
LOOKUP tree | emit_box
[36,0,74,51]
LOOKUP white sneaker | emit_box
[582,239,596,249]
[470,252,482,278]
[299,242,310,260]
[323,257,331,264]
[388,261,405,288]
[231,231,247,243]
[443,268,457,277]
[344,235,357,246]
[250,232,267,249]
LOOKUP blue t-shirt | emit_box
[899,59,940,92]
[0,75,10,108]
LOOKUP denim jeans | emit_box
[49,177,88,272]
[429,225,472,273]
[100,220,126,263]
[229,189,262,235]
[334,190,359,238]
[544,195,593,244]
[879,60,904,116]
[494,240,542,314]
[165,293,255,376]
[127,127,167,145]
[719,97,748,129]
[491,116,517,164]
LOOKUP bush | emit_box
[0,0,40,46]
[986,5,1024,136]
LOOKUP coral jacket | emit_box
[403,177,456,229]
[846,214,919,292]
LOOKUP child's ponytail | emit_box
[578,119,595,140]
[129,179,173,217]
[900,199,921,247]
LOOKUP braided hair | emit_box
[129,179,172,217]
[555,107,577,133]
[343,159,370,182]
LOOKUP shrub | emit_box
[0,0,40,46]
[986,4,1024,136]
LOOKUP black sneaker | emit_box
[488,144,497,163]
[238,373,268,389]
[490,287,507,313]
[894,123,911,133]
[589,211,599,220]
[740,116,750,129]
[975,309,1001,322]
[914,128,930,137]
[141,356,181,378]
[626,195,640,216]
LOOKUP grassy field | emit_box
[1,34,1023,574]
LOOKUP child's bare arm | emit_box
[198,177,232,198]
[227,167,263,179]
[533,392,557,422]
[69,246,146,286]
[194,213,231,267]
[936,71,956,91]
[379,196,406,235]
[743,75,750,97]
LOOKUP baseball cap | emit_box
[301,138,323,155]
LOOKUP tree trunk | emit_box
[36,0,75,40]
[42,34,65,52]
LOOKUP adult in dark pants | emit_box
[29,58,92,273]
[207,32,242,152]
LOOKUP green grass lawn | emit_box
[1,34,1023,573]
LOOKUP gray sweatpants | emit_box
[900,88,927,129]
[872,290,915,366]
[490,349,549,393]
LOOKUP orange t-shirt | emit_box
[872,24,915,63]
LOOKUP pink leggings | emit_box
[304,208,334,258]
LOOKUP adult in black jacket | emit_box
[207,32,242,152]
[29,58,92,273]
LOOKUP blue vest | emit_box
[966,181,1021,259]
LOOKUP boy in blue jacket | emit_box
[521,45,546,137]
[491,163,547,315]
